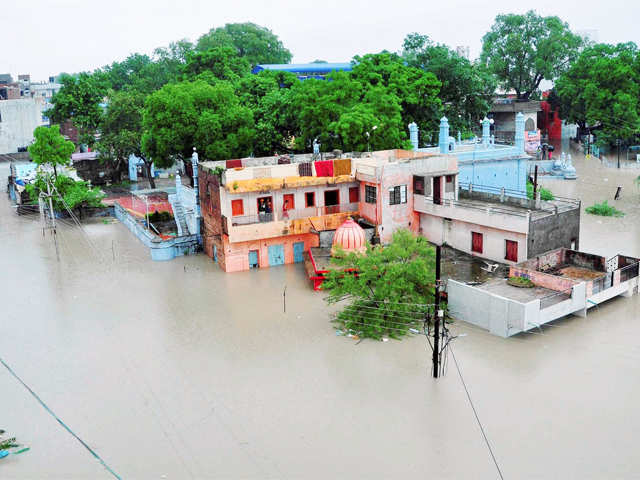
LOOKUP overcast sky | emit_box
[4,0,640,81]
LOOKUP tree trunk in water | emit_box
[145,162,156,189]
[53,164,57,179]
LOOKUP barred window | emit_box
[389,185,407,205]
[365,185,377,204]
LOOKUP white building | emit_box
[0,98,46,154]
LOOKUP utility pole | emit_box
[46,177,59,261]
[617,139,621,169]
[432,245,442,378]
[533,165,539,199]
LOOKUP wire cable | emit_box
[0,355,122,480]
[450,346,504,480]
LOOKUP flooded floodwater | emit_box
[1,150,640,479]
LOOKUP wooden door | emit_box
[283,193,295,213]
[505,240,518,262]
[293,242,305,263]
[471,232,483,254]
[268,244,285,266]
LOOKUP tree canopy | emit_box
[196,22,292,66]
[46,73,106,146]
[481,10,583,99]
[555,43,640,145]
[142,80,255,164]
[28,125,75,178]
[403,33,495,135]
[324,229,436,340]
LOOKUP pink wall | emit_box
[510,266,577,293]
[221,233,319,273]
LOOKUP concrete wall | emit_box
[449,279,587,337]
[421,214,528,264]
[114,203,199,261]
[0,98,44,153]
[509,265,577,293]
[448,280,528,337]
[528,209,580,258]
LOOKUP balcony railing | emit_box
[227,202,359,227]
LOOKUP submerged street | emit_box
[2,151,640,479]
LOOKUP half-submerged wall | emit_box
[114,203,199,261]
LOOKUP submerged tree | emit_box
[324,229,436,340]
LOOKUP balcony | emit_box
[413,194,531,234]
[222,202,359,243]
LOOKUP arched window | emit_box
[525,118,535,131]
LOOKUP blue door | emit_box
[293,242,305,263]
[268,244,285,266]
[249,250,259,269]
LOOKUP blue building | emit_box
[251,62,352,80]
[411,113,530,196]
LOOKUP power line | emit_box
[450,345,504,480]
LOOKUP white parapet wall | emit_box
[448,280,587,337]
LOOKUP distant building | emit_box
[0,97,47,154]
[577,29,599,44]
[489,97,541,144]
[251,63,352,80]
[455,46,470,60]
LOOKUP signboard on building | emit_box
[525,129,541,153]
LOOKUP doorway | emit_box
[433,176,441,205]
[249,250,259,269]
[324,189,340,214]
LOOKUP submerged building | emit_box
[198,112,581,273]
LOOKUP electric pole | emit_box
[617,139,621,169]
[432,245,442,378]
[45,177,59,261]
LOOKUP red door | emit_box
[283,193,295,210]
[471,232,483,254]
[349,186,359,203]
[231,199,244,216]
[505,240,518,262]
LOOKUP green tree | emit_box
[26,174,104,211]
[196,22,292,66]
[28,125,75,178]
[402,33,496,135]
[350,52,442,144]
[47,73,106,146]
[555,43,640,145]
[481,11,583,99]
[142,80,254,166]
[184,46,251,82]
[98,90,150,185]
[324,229,436,340]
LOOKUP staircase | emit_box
[172,200,190,236]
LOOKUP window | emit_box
[349,186,359,203]
[231,199,244,217]
[389,185,407,205]
[365,185,377,204]
[471,232,483,254]
[305,191,315,207]
[445,175,455,193]
[413,176,424,195]
[505,240,518,262]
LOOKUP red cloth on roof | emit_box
[314,160,334,177]
[226,159,242,168]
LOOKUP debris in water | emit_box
[409,328,420,334]
[335,330,344,336]
[382,337,389,342]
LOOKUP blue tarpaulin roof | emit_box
[251,63,352,75]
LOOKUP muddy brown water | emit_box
[1,152,640,479]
